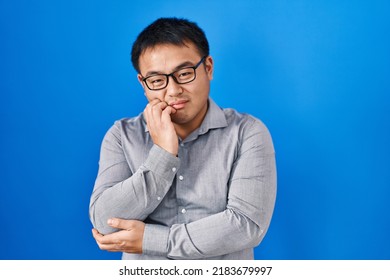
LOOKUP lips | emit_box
[169,99,188,110]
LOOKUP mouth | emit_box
[169,99,189,110]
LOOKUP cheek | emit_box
[145,91,164,102]
[144,92,153,102]
[194,81,210,100]
[189,77,210,96]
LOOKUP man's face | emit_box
[137,42,213,126]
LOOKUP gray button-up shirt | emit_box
[89,99,276,259]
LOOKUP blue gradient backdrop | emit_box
[1,0,389,259]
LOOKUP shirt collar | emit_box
[197,98,228,135]
[143,98,228,134]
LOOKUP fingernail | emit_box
[107,218,113,225]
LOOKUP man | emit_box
[90,17,276,260]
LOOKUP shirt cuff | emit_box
[142,223,169,257]
[143,144,180,181]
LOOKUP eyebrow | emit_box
[144,60,196,77]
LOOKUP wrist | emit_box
[158,142,178,156]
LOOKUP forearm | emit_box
[142,207,267,259]
[90,145,180,234]
[172,209,265,259]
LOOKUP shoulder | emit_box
[113,114,145,131]
[221,107,274,154]
[222,107,270,135]
[103,113,146,143]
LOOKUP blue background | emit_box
[1,0,389,260]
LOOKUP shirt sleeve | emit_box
[89,122,180,235]
[142,118,277,259]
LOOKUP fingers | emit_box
[92,229,121,252]
[92,228,101,240]
[144,99,176,123]
[91,220,145,254]
[145,99,167,114]
[162,104,176,115]
[151,103,167,124]
[92,228,109,246]
[161,105,176,123]
[107,218,134,230]
[143,99,179,156]
[92,227,124,250]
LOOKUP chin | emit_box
[171,112,190,124]
[171,116,187,124]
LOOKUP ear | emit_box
[137,74,152,101]
[204,56,214,80]
[137,74,145,89]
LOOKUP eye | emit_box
[147,75,165,86]
[179,71,192,77]
[151,78,163,84]
[176,68,195,81]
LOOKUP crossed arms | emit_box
[89,100,276,259]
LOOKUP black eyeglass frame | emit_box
[141,56,207,91]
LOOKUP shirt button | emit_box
[157,196,161,201]
[180,143,185,147]
[178,175,184,181]
[172,167,177,172]
[181,208,187,214]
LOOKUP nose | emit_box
[165,75,183,97]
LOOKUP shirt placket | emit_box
[176,139,190,223]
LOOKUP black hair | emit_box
[131,17,209,73]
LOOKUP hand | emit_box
[143,99,178,156]
[92,218,145,254]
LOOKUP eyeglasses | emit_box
[142,56,206,91]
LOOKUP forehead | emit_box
[138,42,201,74]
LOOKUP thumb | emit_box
[107,218,133,230]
